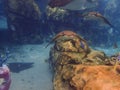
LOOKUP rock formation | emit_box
[3,0,42,43]
[49,30,120,90]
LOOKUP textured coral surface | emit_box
[49,31,120,90]
[53,65,120,90]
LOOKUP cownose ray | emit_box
[36,0,98,11]
[82,12,114,28]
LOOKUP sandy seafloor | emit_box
[6,44,53,90]
[2,42,119,90]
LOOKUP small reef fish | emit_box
[82,12,114,28]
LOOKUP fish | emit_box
[48,0,73,8]
[36,0,98,11]
[51,0,98,10]
[82,12,114,28]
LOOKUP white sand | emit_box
[4,42,120,90]
[8,44,53,90]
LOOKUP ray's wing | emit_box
[48,0,98,10]
[48,0,74,7]
[82,12,114,28]
[100,16,114,28]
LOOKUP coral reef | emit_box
[52,65,120,90]
[4,0,41,21]
[3,0,42,43]
[3,1,75,43]
[46,6,69,21]
[49,30,120,90]
[1,0,119,45]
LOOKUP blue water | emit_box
[0,0,120,90]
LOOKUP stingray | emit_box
[8,62,34,73]
[37,0,98,11]
[82,12,114,28]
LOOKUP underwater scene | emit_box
[0,0,120,90]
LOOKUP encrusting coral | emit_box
[49,30,120,90]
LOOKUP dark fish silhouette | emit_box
[48,0,73,7]
[37,0,98,11]
[8,62,34,73]
[82,12,114,28]
[54,0,98,10]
